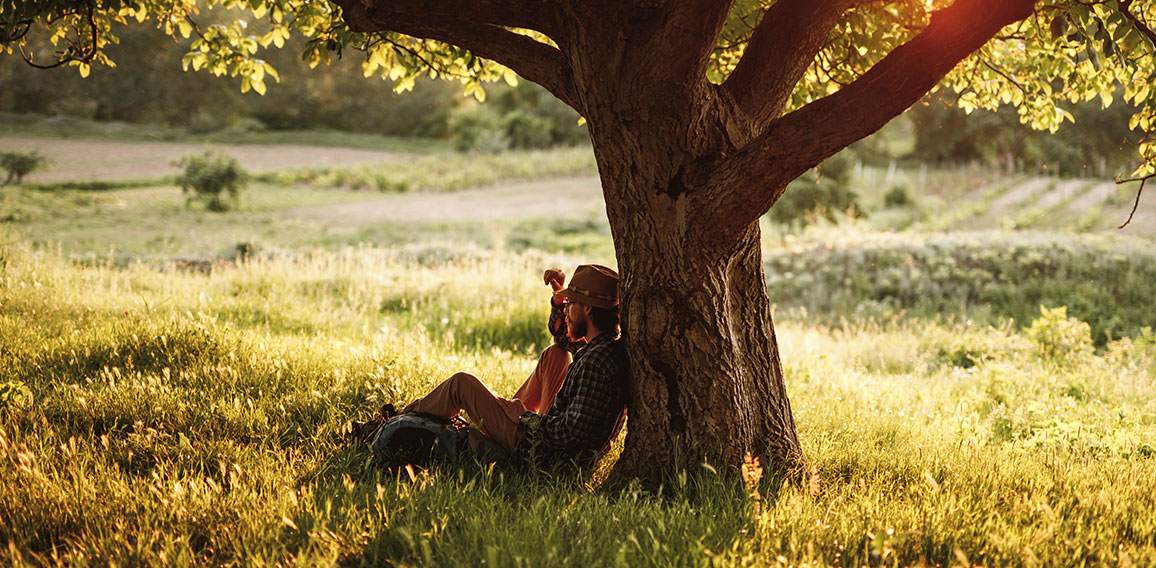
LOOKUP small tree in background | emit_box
[1,151,49,184]
[174,151,248,212]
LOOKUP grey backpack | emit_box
[368,413,508,467]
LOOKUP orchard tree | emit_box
[6,0,1156,476]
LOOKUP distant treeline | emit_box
[0,21,587,150]
[909,92,1141,177]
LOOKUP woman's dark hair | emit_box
[589,305,620,335]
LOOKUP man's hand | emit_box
[543,268,565,292]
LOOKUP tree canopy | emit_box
[5,1,1156,175]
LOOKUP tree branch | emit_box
[722,0,854,133]
[1120,0,1156,48]
[640,0,736,86]
[704,0,1037,235]
[1114,172,1150,229]
[334,0,582,112]
[19,4,99,70]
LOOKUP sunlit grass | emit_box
[2,236,1154,566]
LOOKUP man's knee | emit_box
[541,344,571,367]
[446,372,485,399]
[448,371,480,386]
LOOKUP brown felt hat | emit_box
[555,264,619,308]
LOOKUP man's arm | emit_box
[544,268,583,353]
[537,356,622,453]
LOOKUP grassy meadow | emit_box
[2,133,1155,566]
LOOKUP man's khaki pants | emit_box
[402,344,570,452]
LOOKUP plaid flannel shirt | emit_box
[515,333,629,467]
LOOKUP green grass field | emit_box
[2,132,1155,566]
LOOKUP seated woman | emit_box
[400,264,629,468]
[349,268,578,438]
[508,267,584,414]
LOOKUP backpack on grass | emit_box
[369,413,468,467]
[367,412,510,468]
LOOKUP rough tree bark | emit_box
[336,0,1039,475]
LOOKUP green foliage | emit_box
[0,380,31,409]
[883,184,914,208]
[444,100,578,152]
[764,231,1156,345]
[1026,305,1094,363]
[173,151,248,212]
[0,112,453,153]
[7,0,1156,172]
[768,150,861,227]
[447,106,508,153]
[0,151,49,184]
[501,109,555,150]
[485,82,588,147]
[910,92,1140,176]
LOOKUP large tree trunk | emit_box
[333,0,1039,477]
[586,104,804,474]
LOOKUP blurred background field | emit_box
[2,50,1156,565]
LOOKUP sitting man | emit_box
[401,264,629,468]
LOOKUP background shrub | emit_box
[501,110,554,150]
[447,106,508,153]
[1027,305,1094,363]
[883,184,914,208]
[1,151,50,184]
[768,149,861,227]
[173,151,248,212]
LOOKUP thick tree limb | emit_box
[704,0,1037,235]
[335,0,582,112]
[639,0,736,86]
[722,0,853,133]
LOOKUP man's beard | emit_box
[567,318,587,341]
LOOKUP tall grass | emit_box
[2,236,1155,566]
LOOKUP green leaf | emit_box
[1086,37,1102,71]
[1050,13,1067,41]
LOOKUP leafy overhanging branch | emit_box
[1120,0,1156,47]
[703,0,1037,237]
[17,4,98,69]
[333,0,581,112]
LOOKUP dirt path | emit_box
[986,177,1050,214]
[0,136,400,183]
[283,176,605,225]
[1065,181,1119,214]
[1033,179,1093,211]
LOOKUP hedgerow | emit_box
[765,231,1156,344]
